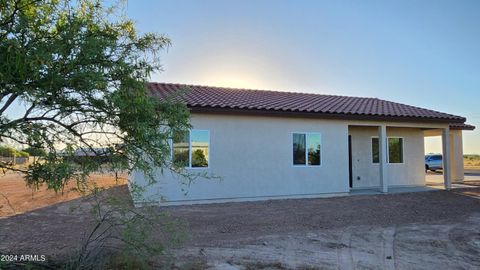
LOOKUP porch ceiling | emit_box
[424,129,443,137]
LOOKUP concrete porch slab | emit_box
[426,169,480,190]
[350,186,437,196]
[351,170,480,195]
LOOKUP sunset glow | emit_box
[130,0,479,154]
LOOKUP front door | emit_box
[348,135,353,188]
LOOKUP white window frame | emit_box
[371,136,405,165]
[292,132,322,167]
[171,129,210,169]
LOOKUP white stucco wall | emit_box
[130,113,446,205]
[131,114,351,204]
[348,126,426,189]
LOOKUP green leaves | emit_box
[0,0,190,192]
[0,1,192,266]
[25,157,75,193]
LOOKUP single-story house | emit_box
[130,82,475,205]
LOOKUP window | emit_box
[371,137,404,164]
[172,130,209,168]
[191,130,209,167]
[308,134,321,165]
[293,133,321,166]
[388,137,403,163]
[173,131,190,167]
[371,137,379,163]
[293,133,306,165]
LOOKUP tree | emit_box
[0,0,191,192]
[0,1,193,267]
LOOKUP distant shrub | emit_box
[0,145,17,157]
[16,151,30,158]
[464,155,480,167]
[0,145,30,157]
[23,147,47,157]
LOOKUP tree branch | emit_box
[0,94,18,115]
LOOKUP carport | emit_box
[424,123,476,189]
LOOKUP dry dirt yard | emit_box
[0,177,480,269]
[0,171,127,217]
[169,188,480,270]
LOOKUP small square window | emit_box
[371,137,404,164]
[172,130,209,168]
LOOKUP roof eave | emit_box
[189,106,465,124]
[449,124,476,131]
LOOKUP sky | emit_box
[6,0,480,154]
[124,0,480,154]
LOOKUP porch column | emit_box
[442,128,452,190]
[379,125,388,193]
[450,130,464,183]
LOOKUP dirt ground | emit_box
[464,156,480,169]
[0,179,480,269]
[168,188,480,269]
[0,172,127,217]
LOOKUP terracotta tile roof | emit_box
[449,123,475,130]
[147,82,467,123]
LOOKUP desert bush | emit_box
[59,186,188,270]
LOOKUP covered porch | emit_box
[347,122,471,193]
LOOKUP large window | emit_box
[371,137,404,164]
[173,130,209,168]
[293,133,321,166]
